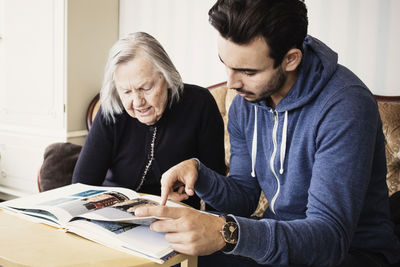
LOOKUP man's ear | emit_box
[283,48,302,72]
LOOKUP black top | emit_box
[72,84,227,209]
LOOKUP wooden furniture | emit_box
[0,0,119,200]
[86,93,101,130]
[0,209,197,267]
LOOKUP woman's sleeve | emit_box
[72,108,114,185]
[196,90,227,175]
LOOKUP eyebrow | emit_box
[218,55,259,73]
[116,79,153,90]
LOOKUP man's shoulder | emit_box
[313,65,374,108]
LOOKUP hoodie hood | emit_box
[274,35,338,112]
[195,34,400,265]
[250,35,339,186]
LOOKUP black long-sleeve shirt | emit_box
[72,84,226,209]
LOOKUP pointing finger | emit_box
[135,205,188,219]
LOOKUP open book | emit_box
[0,183,182,263]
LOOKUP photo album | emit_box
[0,183,183,263]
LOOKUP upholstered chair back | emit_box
[38,83,400,221]
[208,83,400,216]
[376,95,400,196]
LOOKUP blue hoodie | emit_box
[195,36,400,266]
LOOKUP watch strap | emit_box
[219,214,238,252]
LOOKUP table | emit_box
[0,209,197,267]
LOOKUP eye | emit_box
[140,82,155,93]
[122,89,131,95]
[244,71,256,76]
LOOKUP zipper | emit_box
[269,110,281,214]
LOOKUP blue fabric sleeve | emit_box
[229,90,384,265]
[198,88,393,266]
[195,95,260,217]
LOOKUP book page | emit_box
[0,183,140,227]
[66,218,176,263]
[73,194,184,225]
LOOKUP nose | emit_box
[226,68,243,90]
[131,90,145,108]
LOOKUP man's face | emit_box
[217,35,287,103]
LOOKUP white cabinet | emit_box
[0,0,119,199]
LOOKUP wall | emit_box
[67,0,119,139]
[119,0,223,88]
[120,0,399,95]
[307,0,399,95]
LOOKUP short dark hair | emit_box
[209,0,308,68]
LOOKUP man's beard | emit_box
[235,66,287,103]
[251,66,286,103]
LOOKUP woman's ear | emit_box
[283,48,302,72]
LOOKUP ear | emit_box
[283,48,302,72]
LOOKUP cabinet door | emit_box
[0,0,64,131]
[0,0,66,196]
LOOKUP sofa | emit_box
[38,83,400,220]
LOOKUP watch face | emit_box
[222,221,238,244]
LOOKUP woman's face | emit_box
[114,56,168,125]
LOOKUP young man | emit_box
[135,0,400,266]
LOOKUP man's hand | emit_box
[160,159,199,205]
[135,206,227,255]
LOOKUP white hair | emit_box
[100,32,183,123]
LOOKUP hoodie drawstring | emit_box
[250,108,288,178]
[280,111,288,174]
[251,105,258,177]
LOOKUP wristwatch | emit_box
[220,214,238,252]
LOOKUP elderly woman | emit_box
[72,32,226,209]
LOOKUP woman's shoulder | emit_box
[183,83,209,93]
[94,106,133,130]
[181,83,214,103]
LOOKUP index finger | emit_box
[160,178,172,206]
[160,168,179,205]
[135,205,186,219]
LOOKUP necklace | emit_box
[135,126,157,191]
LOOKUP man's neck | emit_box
[270,71,298,108]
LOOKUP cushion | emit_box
[39,142,82,192]
[377,99,400,196]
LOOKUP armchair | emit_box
[37,85,400,227]
[375,95,400,196]
[207,84,400,217]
